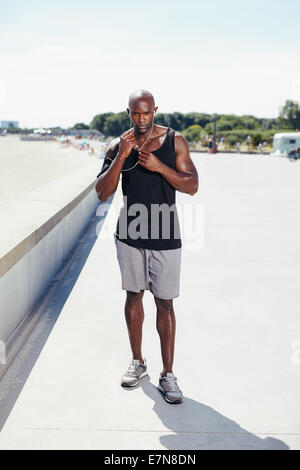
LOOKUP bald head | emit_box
[128,89,155,109]
[127,89,158,135]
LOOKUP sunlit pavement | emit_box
[0,152,299,450]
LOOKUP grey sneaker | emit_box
[121,358,148,387]
[158,372,184,404]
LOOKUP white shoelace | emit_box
[165,374,179,392]
[128,359,140,374]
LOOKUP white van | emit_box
[272,132,300,156]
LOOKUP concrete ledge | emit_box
[0,161,100,278]
[0,158,103,350]
[0,181,96,278]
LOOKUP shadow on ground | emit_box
[132,376,289,450]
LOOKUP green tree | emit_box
[216,115,244,131]
[155,113,169,127]
[186,113,211,128]
[216,118,236,131]
[204,122,214,134]
[103,112,130,137]
[226,134,240,146]
[170,112,185,131]
[260,118,281,130]
[279,100,300,130]
[73,122,89,129]
[252,132,263,146]
[90,112,114,134]
[239,116,259,130]
[182,125,204,143]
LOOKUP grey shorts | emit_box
[114,234,182,300]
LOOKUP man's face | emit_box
[127,99,158,135]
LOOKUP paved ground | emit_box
[0,135,97,205]
[0,135,101,263]
[0,152,300,450]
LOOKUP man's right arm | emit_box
[95,139,122,202]
[95,129,137,202]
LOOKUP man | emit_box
[95,90,198,404]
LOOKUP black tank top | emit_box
[97,127,182,250]
[97,127,182,251]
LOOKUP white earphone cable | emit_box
[121,114,155,172]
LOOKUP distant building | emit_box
[69,129,104,139]
[0,120,19,129]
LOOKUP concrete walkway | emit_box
[0,153,299,450]
[0,135,98,204]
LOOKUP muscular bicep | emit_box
[174,134,198,178]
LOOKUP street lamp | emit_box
[212,114,217,153]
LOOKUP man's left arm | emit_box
[158,133,198,195]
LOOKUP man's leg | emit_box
[154,297,176,376]
[125,290,145,364]
[154,296,183,404]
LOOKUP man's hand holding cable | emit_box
[138,150,163,172]
[118,130,137,159]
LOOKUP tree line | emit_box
[2,100,299,146]
[83,99,299,145]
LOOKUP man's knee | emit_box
[154,297,173,312]
[126,290,144,304]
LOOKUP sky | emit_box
[1,0,300,128]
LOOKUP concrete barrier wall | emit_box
[0,188,99,346]
[0,157,104,370]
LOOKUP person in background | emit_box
[247,135,251,152]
